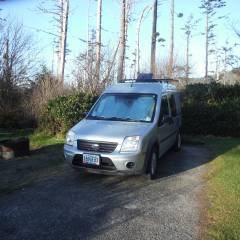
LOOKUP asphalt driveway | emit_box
[0,146,210,240]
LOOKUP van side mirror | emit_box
[162,115,169,123]
[158,115,172,126]
[158,115,166,126]
[163,115,174,124]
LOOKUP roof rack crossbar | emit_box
[119,78,178,83]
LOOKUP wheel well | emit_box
[153,142,159,152]
[145,140,159,174]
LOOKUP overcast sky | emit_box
[1,0,240,81]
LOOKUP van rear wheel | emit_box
[149,147,158,180]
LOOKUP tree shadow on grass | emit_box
[156,136,240,179]
[156,145,210,179]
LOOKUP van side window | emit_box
[169,95,177,117]
[159,96,169,125]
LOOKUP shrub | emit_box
[182,83,240,137]
[38,93,97,134]
[39,83,240,137]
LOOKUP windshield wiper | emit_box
[87,115,107,120]
[105,117,140,122]
[113,117,149,122]
[88,116,148,122]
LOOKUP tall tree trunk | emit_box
[186,33,190,82]
[215,54,219,81]
[223,48,227,85]
[150,0,157,76]
[57,0,69,85]
[205,12,209,81]
[86,0,91,81]
[200,0,226,82]
[96,0,102,81]
[169,0,174,78]
[117,0,126,82]
[136,5,150,77]
[3,38,11,84]
[56,0,63,82]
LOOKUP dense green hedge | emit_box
[39,93,97,134]
[182,83,240,137]
[39,83,240,137]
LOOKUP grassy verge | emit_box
[200,136,240,240]
[0,129,65,196]
[29,132,64,148]
[0,129,64,147]
[0,128,33,141]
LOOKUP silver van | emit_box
[64,77,181,179]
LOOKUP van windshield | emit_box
[87,93,157,123]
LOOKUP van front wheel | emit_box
[149,147,158,180]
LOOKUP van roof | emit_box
[104,82,177,95]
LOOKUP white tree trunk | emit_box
[96,0,102,81]
[117,0,126,82]
[205,12,209,81]
[169,0,174,78]
[136,5,151,77]
[57,0,69,85]
[150,0,157,76]
[186,33,190,82]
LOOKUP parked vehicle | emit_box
[64,76,181,179]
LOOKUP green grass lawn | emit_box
[202,136,240,240]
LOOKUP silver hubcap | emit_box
[151,152,157,175]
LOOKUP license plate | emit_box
[83,153,100,166]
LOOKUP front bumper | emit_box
[64,144,146,175]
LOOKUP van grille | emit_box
[77,140,118,153]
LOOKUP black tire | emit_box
[174,131,181,152]
[149,147,158,180]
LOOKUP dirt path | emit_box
[0,146,210,240]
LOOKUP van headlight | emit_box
[65,131,76,146]
[120,136,140,152]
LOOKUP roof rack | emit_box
[120,73,179,84]
[120,78,179,84]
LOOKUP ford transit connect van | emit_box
[64,77,181,179]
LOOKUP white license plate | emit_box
[83,154,100,166]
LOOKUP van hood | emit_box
[71,119,152,143]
